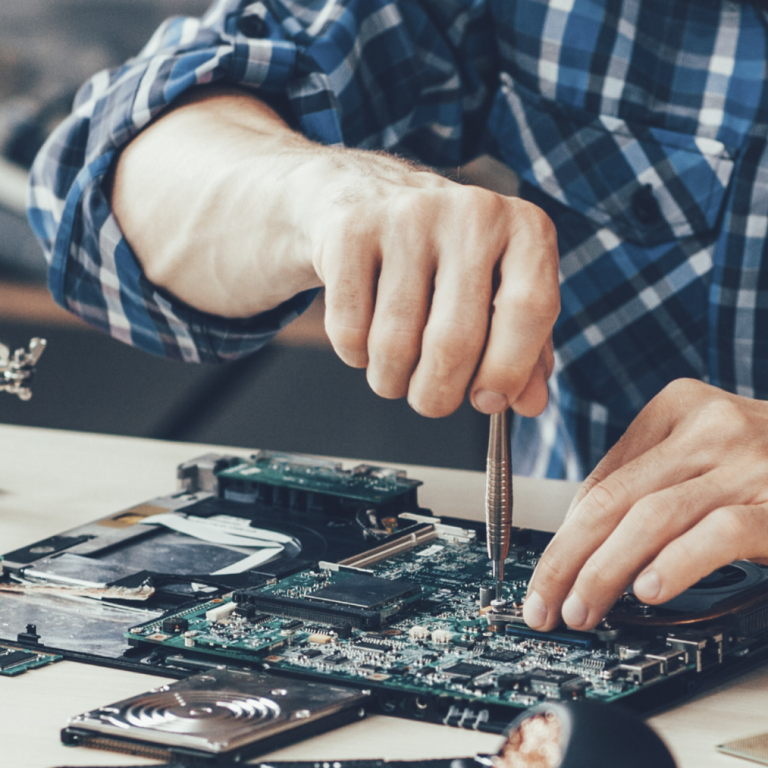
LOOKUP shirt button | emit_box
[238,14,268,38]
[631,184,662,226]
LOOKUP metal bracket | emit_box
[0,337,46,400]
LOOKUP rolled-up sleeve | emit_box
[27,0,494,362]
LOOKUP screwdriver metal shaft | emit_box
[485,409,512,602]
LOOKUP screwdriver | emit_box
[485,409,512,603]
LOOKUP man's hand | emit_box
[309,159,558,418]
[112,88,559,418]
[523,379,768,632]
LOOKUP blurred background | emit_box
[0,0,518,470]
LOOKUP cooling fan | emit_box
[611,560,768,626]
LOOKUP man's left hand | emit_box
[522,378,768,632]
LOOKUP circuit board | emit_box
[5,450,768,734]
[0,643,61,676]
[215,451,421,508]
[126,514,746,730]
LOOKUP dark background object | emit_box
[504,700,677,768]
[0,310,489,469]
[0,0,212,281]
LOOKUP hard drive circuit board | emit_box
[126,530,705,728]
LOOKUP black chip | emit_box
[0,650,37,670]
[303,649,322,659]
[353,640,392,653]
[529,669,578,685]
[417,666,437,676]
[481,649,525,664]
[388,666,408,676]
[496,672,530,691]
[332,624,353,639]
[453,640,475,650]
[281,620,303,630]
[442,662,493,680]
[359,663,379,671]
[252,613,272,624]
[161,618,189,634]
[308,575,420,609]
[528,669,586,699]
[324,654,348,665]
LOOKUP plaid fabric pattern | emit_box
[27,0,768,478]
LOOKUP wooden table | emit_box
[0,425,762,767]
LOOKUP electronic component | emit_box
[309,574,419,609]
[210,451,422,513]
[442,662,493,680]
[61,669,368,763]
[7,450,768,737]
[161,618,188,634]
[481,649,525,664]
[231,573,421,631]
[206,602,238,623]
[0,644,61,676]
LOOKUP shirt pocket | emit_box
[487,73,737,247]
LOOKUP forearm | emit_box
[112,85,559,420]
[111,87,422,318]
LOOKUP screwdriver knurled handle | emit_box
[485,411,512,563]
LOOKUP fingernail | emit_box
[634,570,661,601]
[473,389,508,413]
[523,591,548,629]
[562,592,589,628]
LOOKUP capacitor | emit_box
[479,585,494,608]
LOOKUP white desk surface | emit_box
[0,424,763,768]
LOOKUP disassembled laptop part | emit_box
[0,337,46,400]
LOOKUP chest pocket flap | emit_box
[488,74,737,247]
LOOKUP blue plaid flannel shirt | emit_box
[27,0,768,480]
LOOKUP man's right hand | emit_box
[112,88,560,418]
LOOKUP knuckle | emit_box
[504,287,560,323]
[631,494,675,532]
[696,397,750,437]
[579,482,620,527]
[369,323,421,362]
[423,324,480,379]
[655,377,707,408]
[510,198,558,240]
[708,506,747,552]
[532,550,569,593]
[579,555,615,593]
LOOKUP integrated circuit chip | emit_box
[442,662,493,680]
[308,575,419,609]
[352,640,392,653]
[481,649,525,664]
